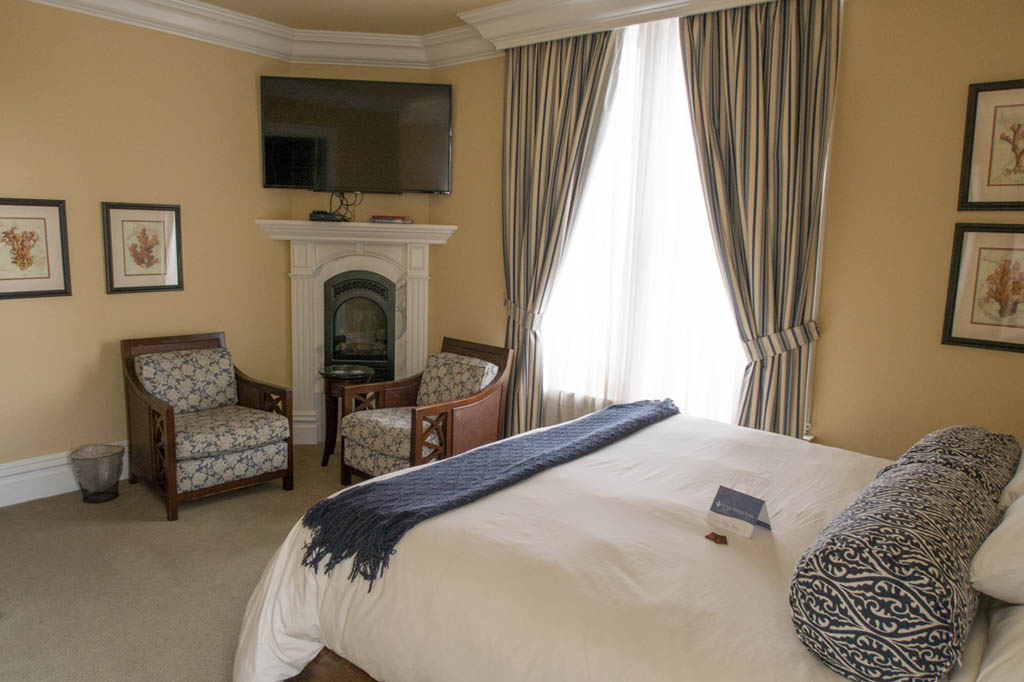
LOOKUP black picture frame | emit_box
[958,78,1024,211]
[942,223,1024,352]
[0,197,72,300]
[102,202,183,294]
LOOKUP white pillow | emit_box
[971,497,1024,603]
[999,451,1024,510]
[977,603,1024,682]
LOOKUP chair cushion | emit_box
[344,442,412,478]
[176,440,287,493]
[135,348,238,414]
[175,405,289,460]
[416,352,499,406]
[341,407,439,459]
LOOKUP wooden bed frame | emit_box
[288,648,375,682]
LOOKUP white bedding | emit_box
[234,415,982,682]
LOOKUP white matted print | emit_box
[943,224,1024,352]
[959,79,1024,210]
[0,198,71,300]
[102,203,182,293]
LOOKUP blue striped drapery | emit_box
[502,31,622,435]
[679,0,840,438]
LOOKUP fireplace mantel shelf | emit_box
[256,220,457,245]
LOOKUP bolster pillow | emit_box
[789,426,1020,682]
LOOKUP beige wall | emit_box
[0,1,506,464]
[812,0,1024,458]
[428,57,508,351]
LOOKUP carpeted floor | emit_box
[0,445,342,682]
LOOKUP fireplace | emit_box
[324,271,395,382]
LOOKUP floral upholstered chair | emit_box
[337,338,513,484]
[121,333,292,520]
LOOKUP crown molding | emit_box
[458,0,770,49]
[27,0,501,69]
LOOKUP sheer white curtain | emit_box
[541,19,747,426]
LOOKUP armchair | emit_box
[121,332,293,520]
[338,338,513,484]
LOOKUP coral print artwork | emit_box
[989,105,1024,186]
[973,248,1024,328]
[0,218,49,280]
[122,220,166,276]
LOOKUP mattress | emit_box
[234,415,986,682]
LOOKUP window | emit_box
[541,19,747,425]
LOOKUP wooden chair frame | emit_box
[121,332,293,520]
[338,338,513,484]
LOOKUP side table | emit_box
[320,365,374,467]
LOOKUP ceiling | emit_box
[200,0,495,35]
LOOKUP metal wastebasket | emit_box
[70,444,124,503]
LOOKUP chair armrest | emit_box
[235,368,292,418]
[122,366,178,492]
[410,378,510,464]
[341,373,423,417]
[411,403,452,466]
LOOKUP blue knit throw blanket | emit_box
[301,398,679,587]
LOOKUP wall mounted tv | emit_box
[260,76,452,194]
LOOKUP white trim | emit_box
[459,0,771,49]
[0,442,130,508]
[256,220,458,245]
[26,0,501,68]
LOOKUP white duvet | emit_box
[234,415,983,682]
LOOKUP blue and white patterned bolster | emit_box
[897,425,1021,498]
[790,426,1019,682]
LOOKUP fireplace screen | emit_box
[334,298,387,357]
[324,271,395,381]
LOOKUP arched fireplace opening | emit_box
[323,271,395,382]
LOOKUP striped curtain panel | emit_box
[502,31,622,435]
[679,0,840,437]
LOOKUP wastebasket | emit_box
[70,444,125,503]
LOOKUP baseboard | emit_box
[0,441,130,508]
[293,409,320,445]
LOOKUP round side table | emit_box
[320,364,374,467]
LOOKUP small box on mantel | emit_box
[369,215,413,224]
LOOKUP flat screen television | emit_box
[260,76,452,194]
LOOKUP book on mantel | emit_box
[369,215,413,224]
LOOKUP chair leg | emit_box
[129,472,138,484]
[283,472,294,490]
[166,496,179,521]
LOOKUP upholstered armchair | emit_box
[121,332,293,521]
[338,338,513,484]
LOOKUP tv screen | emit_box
[260,76,452,194]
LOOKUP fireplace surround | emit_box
[258,220,456,444]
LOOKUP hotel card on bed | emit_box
[706,486,772,539]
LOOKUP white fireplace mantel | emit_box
[258,219,457,445]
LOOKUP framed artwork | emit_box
[0,198,72,300]
[958,79,1024,210]
[943,223,1024,352]
[102,202,182,294]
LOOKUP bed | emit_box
[234,415,1007,682]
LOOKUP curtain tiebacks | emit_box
[505,298,544,331]
[743,321,821,362]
